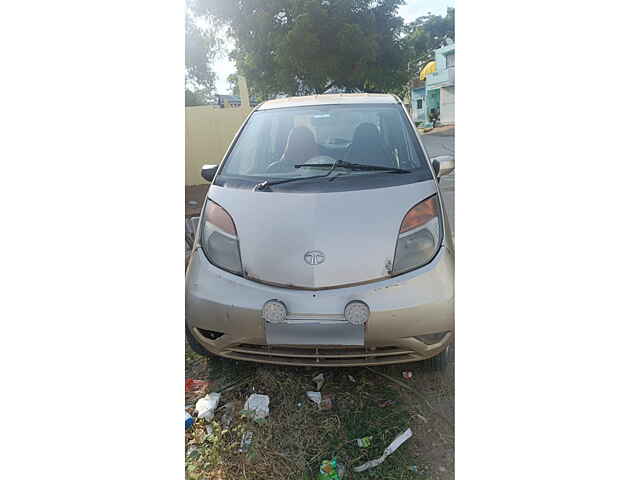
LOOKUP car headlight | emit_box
[392,194,443,274]
[200,200,243,275]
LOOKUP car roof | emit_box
[256,93,400,110]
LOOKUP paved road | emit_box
[421,132,454,159]
[421,133,455,237]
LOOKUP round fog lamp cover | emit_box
[262,300,287,323]
[344,301,370,325]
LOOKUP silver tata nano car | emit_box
[186,93,454,368]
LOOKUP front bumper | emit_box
[186,245,454,366]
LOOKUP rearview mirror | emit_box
[201,164,218,182]
[431,155,454,178]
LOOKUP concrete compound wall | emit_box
[185,105,251,185]
[440,86,455,125]
[185,76,252,186]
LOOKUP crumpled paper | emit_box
[243,393,270,420]
[353,428,413,472]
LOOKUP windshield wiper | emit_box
[253,171,334,191]
[294,159,411,174]
[254,159,411,191]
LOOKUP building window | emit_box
[446,53,455,68]
[417,99,423,109]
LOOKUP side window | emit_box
[381,109,425,170]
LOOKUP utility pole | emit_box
[238,75,250,111]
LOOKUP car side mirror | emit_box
[432,155,454,178]
[201,164,218,182]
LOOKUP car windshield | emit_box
[217,103,432,191]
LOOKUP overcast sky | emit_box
[212,0,454,94]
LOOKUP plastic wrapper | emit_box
[356,436,372,448]
[195,392,220,421]
[318,458,345,479]
[353,428,413,473]
[312,373,325,390]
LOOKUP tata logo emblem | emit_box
[304,250,325,265]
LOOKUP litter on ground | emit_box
[353,428,413,473]
[221,401,238,429]
[239,431,254,453]
[312,373,325,390]
[195,392,221,421]
[318,458,345,479]
[306,391,333,410]
[356,436,373,448]
[306,391,322,406]
[320,393,334,410]
[185,411,194,429]
[243,393,270,420]
[186,445,199,458]
[185,378,209,393]
[402,371,413,380]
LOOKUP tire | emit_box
[425,344,450,372]
[186,324,211,357]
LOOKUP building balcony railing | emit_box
[425,67,454,88]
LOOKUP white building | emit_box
[411,41,455,126]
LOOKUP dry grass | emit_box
[185,345,454,480]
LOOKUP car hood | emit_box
[207,180,439,289]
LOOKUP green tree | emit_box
[185,1,223,104]
[403,7,455,79]
[227,73,239,96]
[185,88,214,106]
[194,0,409,97]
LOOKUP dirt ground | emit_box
[186,184,209,217]
[185,345,454,480]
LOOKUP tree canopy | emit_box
[194,0,410,97]
[185,2,224,102]
[185,1,455,102]
[185,88,215,106]
[403,7,455,78]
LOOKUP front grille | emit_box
[221,343,424,366]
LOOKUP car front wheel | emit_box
[186,324,211,357]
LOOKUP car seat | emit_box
[266,126,318,174]
[345,123,391,168]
